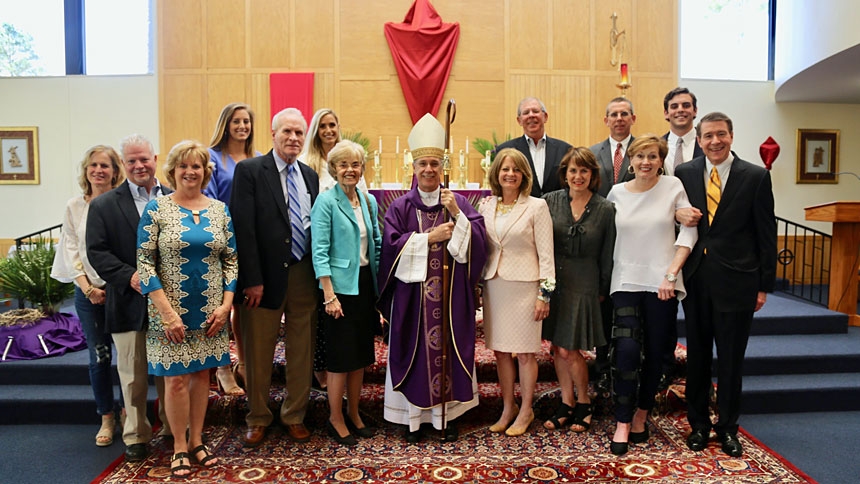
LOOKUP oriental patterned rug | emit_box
[92,378,814,483]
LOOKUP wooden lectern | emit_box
[804,201,860,326]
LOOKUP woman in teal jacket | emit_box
[311,140,382,446]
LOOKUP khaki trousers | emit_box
[113,330,167,445]
[240,258,318,427]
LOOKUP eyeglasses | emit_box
[336,161,363,170]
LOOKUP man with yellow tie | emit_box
[674,112,776,458]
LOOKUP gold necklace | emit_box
[496,196,517,215]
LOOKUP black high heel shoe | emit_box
[345,415,374,438]
[326,421,357,446]
[610,440,629,456]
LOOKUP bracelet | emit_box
[323,296,338,305]
[83,285,95,298]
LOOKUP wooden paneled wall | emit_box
[158,0,677,183]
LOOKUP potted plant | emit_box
[0,239,73,316]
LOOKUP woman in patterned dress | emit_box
[480,148,555,437]
[137,140,238,478]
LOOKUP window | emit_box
[680,0,774,81]
[0,0,152,77]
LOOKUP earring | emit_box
[627,165,635,175]
[657,167,665,176]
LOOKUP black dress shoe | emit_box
[630,425,650,444]
[718,432,743,457]
[125,443,149,462]
[441,423,458,442]
[610,440,629,456]
[686,428,710,452]
[404,427,423,444]
[326,421,357,446]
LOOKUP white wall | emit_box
[684,79,860,233]
[0,75,159,238]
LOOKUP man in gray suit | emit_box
[494,97,572,197]
[87,134,171,462]
[590,97,636,198]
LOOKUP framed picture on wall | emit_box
[796,129,839,184]
[0,127,40,185]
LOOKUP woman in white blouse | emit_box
[51,145,125,446]
[605,135,697,456]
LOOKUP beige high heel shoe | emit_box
[95,413,116,447]
[489,404,519,433]
[216,365,245,396]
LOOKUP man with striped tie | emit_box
[675,112,776,458]
[230,107,320,448]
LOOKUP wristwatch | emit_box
[665,273,678,283]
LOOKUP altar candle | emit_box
[396,136,400,154]
[620,63,629,84]
[459,150,465,166]
[465,137,469,154]
[374,151,380,166]
[378,136,383,153]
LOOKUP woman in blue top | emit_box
[311,140,382,446]
[137,140,238,477]
[204,102,261,395]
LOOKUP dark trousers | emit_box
[683,268,753,435]
[611,291,678,422]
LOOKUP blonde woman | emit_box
[52,146,125,446]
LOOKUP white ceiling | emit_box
[775,44,860,103]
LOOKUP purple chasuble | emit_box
[378,187,487,408]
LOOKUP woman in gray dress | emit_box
[541,147,615,433]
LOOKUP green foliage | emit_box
[0,239,73,314]
[341,130,372,154]
[0,23,44,76]
[472,131,512,163]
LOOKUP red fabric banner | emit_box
[269,72,315,126]
[384,0,459,124]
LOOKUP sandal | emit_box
[543,402,575,431]
[95,413,115,447]
[569,402,593,433]
[190,444,218,467]
[216,365,245,396]
[170,452,192,479]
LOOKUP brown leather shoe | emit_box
[242,425,266,448]
[284,423,311,443]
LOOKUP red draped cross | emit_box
[384,0,460,124]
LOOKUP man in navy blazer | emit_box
[230,108,320,448]
[591,97,637,198]
[675,112,776,457]
[87,134,172,462]
[494,97,572,197]
[661,87,704,176]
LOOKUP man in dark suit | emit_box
[589,96,637,393]
[494,97,571,197]
[230,108,320,448]
[675,112,776,457]
[662,87,704,176]
[657,87,705,391]
[591,97,636,198]
[87,134,172,462]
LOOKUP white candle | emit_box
[374,151,380,166]
[459,150,465,166]
[465,137,469,154]
[396,136,400,154]
[378,136,382,153]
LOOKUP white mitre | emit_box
[408,113,445,160]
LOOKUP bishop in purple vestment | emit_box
[377,114,487,442]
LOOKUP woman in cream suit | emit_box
[310,140,381,446]
[480,148,555,437]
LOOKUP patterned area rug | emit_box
[94,382,814,483]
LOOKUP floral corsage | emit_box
[537,277,556,303]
